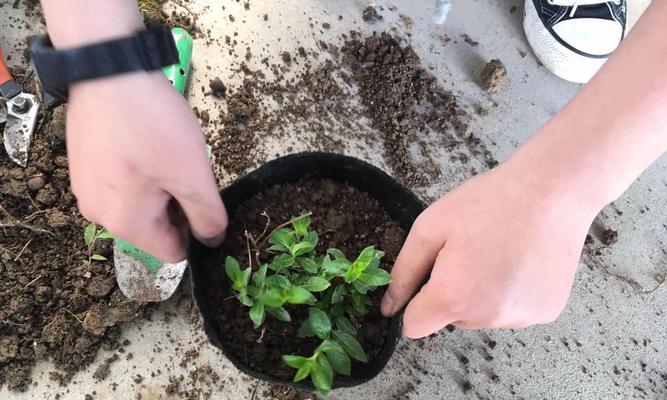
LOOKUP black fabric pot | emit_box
[188,152,425,391]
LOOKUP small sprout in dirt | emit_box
[226,214,392,395]
[84,223,114,263]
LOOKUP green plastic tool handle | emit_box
[163,27,193,95]
[114,28,193,277]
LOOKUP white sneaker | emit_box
[524,0,626,83]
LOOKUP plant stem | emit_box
[259,212,313,249]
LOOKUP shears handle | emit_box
[0,49,13,86]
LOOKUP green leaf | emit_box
[96,229,114,240]
[239,290,254,307]
[282,354,308,369]
[291,215,311,237]
[267,244,289,252]
[331,284,347,304]
[308,308,331,339]
[269,228,296,250]
[297,318,315,338]
[249,302,265,328]
[270,253,295,272]
[258,288,286,308]
[236,267,251,290]
[358,267,393,287]
[90,254,107,261]
[84,223,96,247]
[353,279,374,295]
[268,307,291,322]
[322,254,348,276]
[293,362,312,382]
[327,248,347,260]
[335,317,357,336]
[304,231,318,246]
[332,330,367,362]
[330,303,345,319]
[301,277,331,292]
[290,241,316,257]
[252,264,269,288]
[311,354,333,395]
[350,292,369,315]
[318,339,351,375]
[225,257,245,289]
[286,287,316,305]
[345,246,376,283]
[300,258,319,274]
[266,274,292,289]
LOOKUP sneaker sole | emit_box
[523,0,608,84]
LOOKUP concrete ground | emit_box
[1,0,664,399]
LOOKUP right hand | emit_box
[66,72,227,262]
[381,156,601,337]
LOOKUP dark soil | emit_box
[340,32,468,186]
[204,179,406,381]
[362,5,383,22]
[209,78,227,98]
[0,106,145,391]
[479,59,508,93]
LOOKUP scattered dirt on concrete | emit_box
[92,354,120,381]
[479,59,508,93]
[340,31,470,186]
[263,384,318,400]
[212,30,486,189]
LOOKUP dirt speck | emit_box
[461,33,479,47]
[479,59,508,93]
[601,228,618,246]
[362,5,383,22]
[209,78,227,98]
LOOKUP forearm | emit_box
[510,0,667,210]
[40,0,143,48]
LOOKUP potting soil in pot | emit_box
[204,179,407,380]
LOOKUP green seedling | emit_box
[226,214,392,395]
[84,223,114,263]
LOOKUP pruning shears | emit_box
[0,48,40,167]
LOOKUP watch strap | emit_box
[30,25,179,101]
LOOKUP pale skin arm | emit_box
[40,0,227,261]
[382,1,667,337]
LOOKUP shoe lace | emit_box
[547,0,621,17]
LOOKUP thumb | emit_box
[402,280,458,339]
[381,209,447,317]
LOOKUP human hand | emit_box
[66,72,227,262]
[380,157,601,338]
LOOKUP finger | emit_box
[130,207,186,263]
[381,208,447,317]
[105,192,187,263]
[402,279,459,339]
[167,163,228,248]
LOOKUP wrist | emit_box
[503,126,614,215]
[41,0,144,48]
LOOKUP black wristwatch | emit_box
[30,25,179,107]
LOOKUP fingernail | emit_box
[199,231,226,248]
[381,292,395,316]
